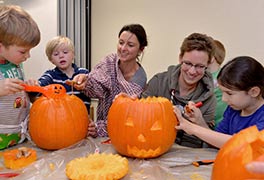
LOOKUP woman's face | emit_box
[179,50,209,86]
[117,31,141,63]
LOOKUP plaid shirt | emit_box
[84,53,147,137]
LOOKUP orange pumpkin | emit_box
[3,147,37,169]
[107,96,177,158]
[24,84,89,150]
[212,125,264,180]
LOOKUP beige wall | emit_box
[2,0,57,80]
[3,0,264,80]
[91,0,264,80]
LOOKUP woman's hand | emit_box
[87,120,98,138]
[72,74,87,90]
[113,92,138,102]
[184,101,208,128]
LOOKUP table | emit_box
[0,138,218,180]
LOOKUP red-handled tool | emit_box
[192,159,214,167]
[0,172,20,178]
[101,138,111,144]
[184,101,203,113]
[194,101,203,108]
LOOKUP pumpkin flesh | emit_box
[3,147,37,169]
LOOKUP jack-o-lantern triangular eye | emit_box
[151,121,162,131]
[125,117,134,127]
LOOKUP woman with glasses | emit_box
[140,32,216,148]
[175,56,264,149]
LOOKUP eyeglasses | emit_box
[181,61,207,72]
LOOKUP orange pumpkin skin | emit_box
[29,84,89,150]
[212,126,264,180]
[3,147,37,169]
[108,96,178,158]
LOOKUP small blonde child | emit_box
[39,36,91,112]
[38,36,97,137]
[0,5,40,149]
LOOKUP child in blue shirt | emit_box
[38,36,97,137]
[38,36,91,112]
[175,56,264,148]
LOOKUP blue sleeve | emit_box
[215,106,232,134]
[78,67,89,74]
[216,105,264,134]
[38,70,54,86]
[254,106,264,131]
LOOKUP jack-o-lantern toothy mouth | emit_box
[127,145,161,158]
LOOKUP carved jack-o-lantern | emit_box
[108,96,178,158]
[212,126,264,180]
[23,84,89,150]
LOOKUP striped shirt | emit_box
[38,63,91,111]
[84,53,147,137]
[0,62,30,143]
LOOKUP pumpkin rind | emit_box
[212,126,264,180]
[3,147,37,169]
[29,84,89,150]
[107,96,178,158]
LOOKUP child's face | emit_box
[50,45,74,70]
[219,84,251,110]
[0,44,31,65]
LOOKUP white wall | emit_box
[91,0,264,80]
[3,0,264,81]
[3,0,57,79]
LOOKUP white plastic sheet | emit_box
[0,138,218,180]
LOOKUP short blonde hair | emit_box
[45,36,75,61]
[213,40,226,65]
[0,5,40,48]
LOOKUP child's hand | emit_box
[87,121,98,138]
[72,74,87,90]
[246,161,264,174]
[0,78,24,96]
[24,78,39,86]
[174,106,194,135]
